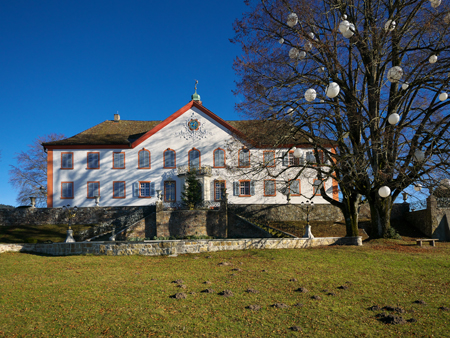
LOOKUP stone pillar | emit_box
[219,193,228,238]
[65,229,76,243]
[155,201,165,237]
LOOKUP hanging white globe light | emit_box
[279,37,284,44]
[384,20,396,32]
[429,55,438,64]
[342,14,348,20]
[439,92,448,101]
[339,20,351,33]
[445,13,450,24]
[378,186,391,198]
[287,108,294,115]
[388,113,400,125]
[305,88,317,102]
[304,42,313,51]
[318,66,325,73]
[326,82,340,98]
[402,83,409,90]
[293,148,303,158]
[287,13,298,27]
[289,47,300,59]
[308,32,315,39]
[414,149,425,161]
[320,99,324,103]
[414,183,423,192]
[430,0,441,8]
[342,23,355,38]
[387,66,404,83]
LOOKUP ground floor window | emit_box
[87,181,100,198]
[239,180,251,197]
[113,181,126,198]
[61,182,74,199]
[214,180,226,201]
[290,179,301,196]
[264,180,276,196]
[139,181,151,198]
[164,181,176,202]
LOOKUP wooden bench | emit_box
[416,239,438,247]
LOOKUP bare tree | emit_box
[232,0,450,237]
[9,134,65,207]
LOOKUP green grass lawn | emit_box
[1,241,449,337]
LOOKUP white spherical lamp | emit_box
[318,66,325,73]
[299,51,306,59]
[289,47,299,59]
[388,113,400,125]
[287,108,294,115]
[414,150,425,161]
[339,20,350,33]
[293,148,303,158]
[342,23,355,38]
[402,83,409,90]
[287,13,298,27]
[430,0,441,8]
[326,82,340,98]
[445,13,450,24]
[304,42,313,51]
[387,66,404,83]
[279,37,284,44]
[308,32,315,39]
[305,88,317,102]
[439,92,448,101]
[429,55,438,64]
[378,186,391,198]
[385,20,396,32]
[414,183,422,192]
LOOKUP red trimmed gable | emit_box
[131,100,246,148]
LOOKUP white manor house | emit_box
[43,92,338,208]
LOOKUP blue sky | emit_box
[0,0,249,206]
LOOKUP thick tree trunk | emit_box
[368,194,393,238]
[341,193,360,237]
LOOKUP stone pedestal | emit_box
[303,225,314,239]
[65,229,76,243]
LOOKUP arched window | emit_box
[238,148,250,167]
[138,149,150,169]
[213,148,225,168]
[163,149,176,169]
[188,148,201,169]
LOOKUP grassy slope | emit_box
[1,243,449,337]
[0,224,93,243]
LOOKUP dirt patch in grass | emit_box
[376,313,407,325]
[219,290,233,297]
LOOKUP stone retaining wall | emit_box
[0,206,155,241]
[0,236,362,256]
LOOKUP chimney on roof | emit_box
[114,112,120,122]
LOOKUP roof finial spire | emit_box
[191,79,201,103]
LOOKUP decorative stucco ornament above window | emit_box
[176,112,212,141]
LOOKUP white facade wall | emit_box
[50,107,336,207]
